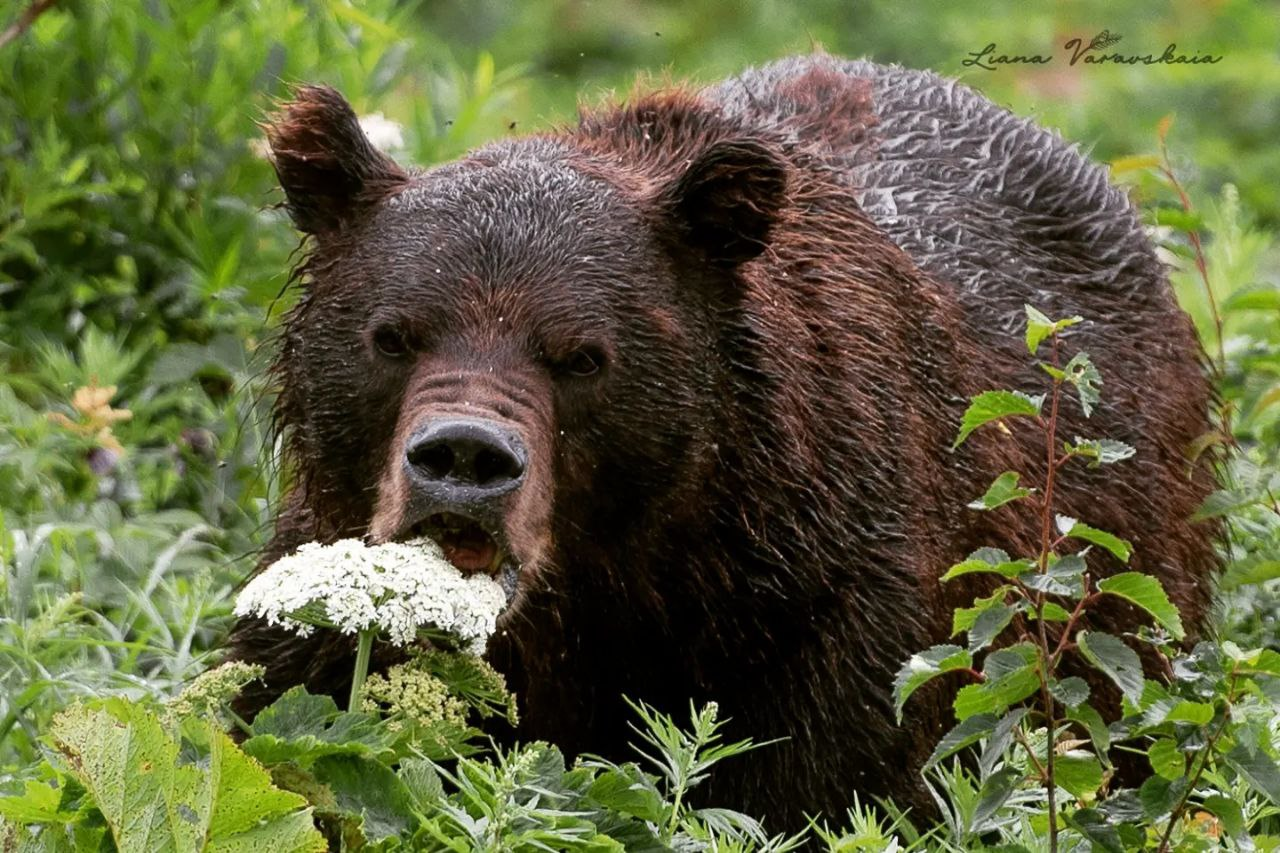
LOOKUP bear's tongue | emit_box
[437,527,498,573]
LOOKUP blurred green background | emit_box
[1,0,1277,773]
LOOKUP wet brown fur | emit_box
[229,57,1219,830]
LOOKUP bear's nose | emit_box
[405,418,527,502]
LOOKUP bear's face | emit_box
[267,87,787,606]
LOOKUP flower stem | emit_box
[349,629,374,712]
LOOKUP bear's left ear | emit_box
[265,85,408,236]
[659,138,789,267]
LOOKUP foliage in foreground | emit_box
[0,663,799,852]
[892,307,1280,851]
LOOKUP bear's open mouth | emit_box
[403,512,520,602]
[407,512,503,572]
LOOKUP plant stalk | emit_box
[348,629,374,712]
[1037,337,1065,853]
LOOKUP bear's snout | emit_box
[405,417,527,506]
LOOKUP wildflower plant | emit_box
[233,537,507,710]
[894,307,1280,851]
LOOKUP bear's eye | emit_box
[559,346,605,378]
[371,324,411,359]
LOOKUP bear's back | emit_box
[708,56,1179,339]
[708,55,1216,634]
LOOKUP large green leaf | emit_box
[1066,703,1111,757]
[965,602,1017,652]
[1049,676,1090,709]
[967,471,1033,511]
[1056,516,1132,563]
[1065,808,1126,853]
[1077,632,1144,704]
[1062,352,1102,417]
[588,765,667,823]
[1097,572,1185,639]
[953,587,1013,636]
[1067,437,1135,467]
[952,645,1041,721]
[952,391,1044,449]
[242,687,394,767]
[893,645,973,722]
[1025,306,1083,355]
[1225,744,1280,806]
[924,714,998,770]
[1018,553,1086,597]
[312,755,417,844]
[941,548,1034,582]
[1055,754,1104,798]
[1200,795,1246,840]
[50,699,325,853]
[1147,739,1186,781]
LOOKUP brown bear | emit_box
[229,54,1218,829]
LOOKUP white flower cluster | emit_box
[234,538,506,654]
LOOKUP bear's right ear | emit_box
[265,86,408,236]
[659,137,789,267]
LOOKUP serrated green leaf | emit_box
[313,755,417,844]
[1050,676,1090,708]
[50,700,325,853]
[1065,807,1126,853]
[1067,703,1112,757]
[1068,437,1136,467]
[1097,572,1183,638]
[588,766,666,823]
[1062,352,1102,417]
[966,603,1016,652]
[1078,632,1145,704]
[1026,305,1055,354]
[0,780,75,825]
[1200,794,1246,839]
[398,759,444,815]
[893,645,973,722]
[1019,553,1087,598]
[953,391,1044,449]
[967,471,1034,511]
[953,587,1014,636]
[1137,679,1177,724]
[243,687,394,767]
[1225,744,1280,805]
[1147,739,1186,780]
[924,714,999,769]
[1059,519,1132,563]
[1139,775,1189,819]
[1025,306,1083,355]
[953,646,1041,721]
[941,548,1034,582]
[1056,754,1104,798]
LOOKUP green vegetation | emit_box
[1,0,1277,850]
